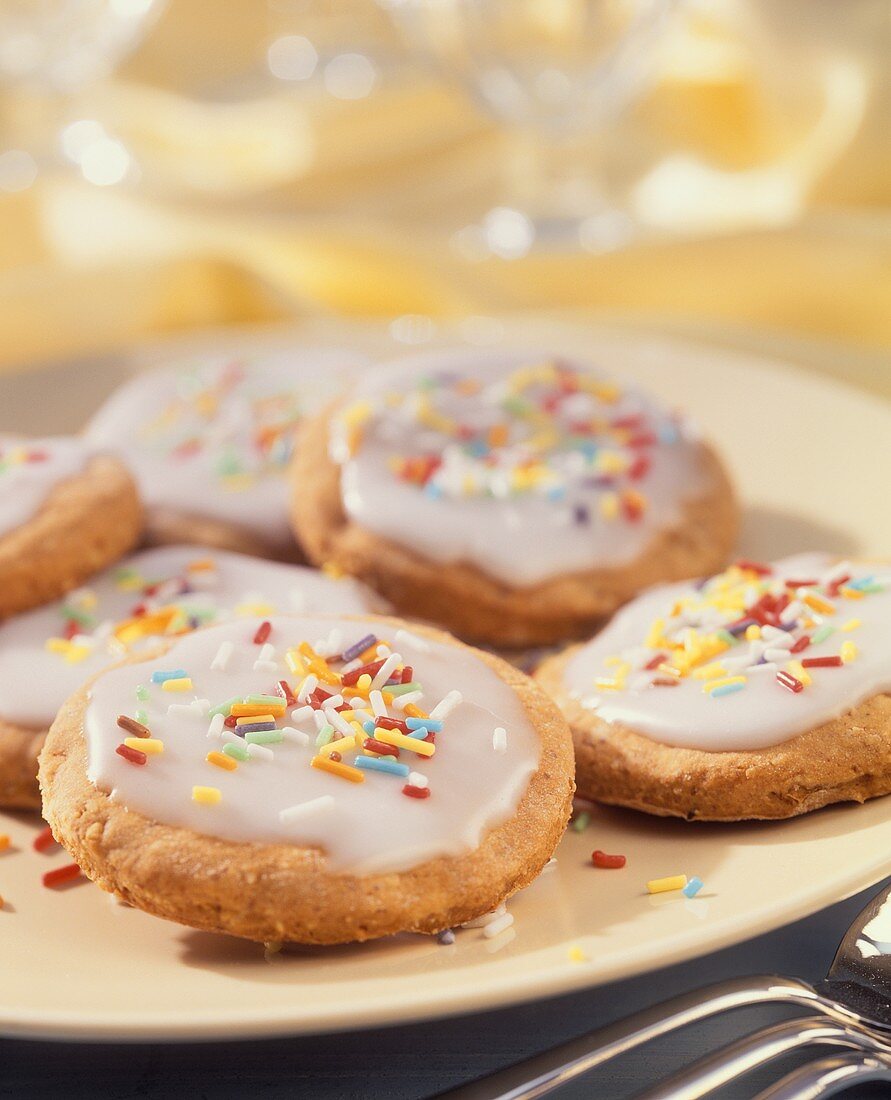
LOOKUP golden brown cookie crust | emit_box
[145,507,304,564]
[0,717,44,809]
[39,618,575,944]
[536,645,891,821]
[289,404,739,647]
[0,455,142,620]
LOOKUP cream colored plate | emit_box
[1,318,889,1041]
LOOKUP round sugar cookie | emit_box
[290,349,738,647]
[85,349,365,561]
[0,545,379,809]
[536,554,891,821]
[0,435,141,621]
[39,614,574,943]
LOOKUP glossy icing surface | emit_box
[85,350,364,548]
[0,546,375,728]
[563,553,891,751]
[0,435,88,539]
[85,615,541,874]
[329,349,713,586]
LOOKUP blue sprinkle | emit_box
[659,423,680,445]
[151,669,187,684]
[407,717,441,731]
[848,575,875,591]
[547,486,566,502]
[437,929,455,946]
[683,876,704,898]
[424,482,444,499]
[407,727,428,740]
[353,756,410,777]
[362,720,376,735]
[710,682,745,699]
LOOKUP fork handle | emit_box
[637,1016,889,1100]
[435,974,833,1100]
[754,1051,891,1100]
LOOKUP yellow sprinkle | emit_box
[234,601,276,617]
[647,874,688,894]
[162,677,192,692]
[124,737,163,754]
[703,676,746,694]
[322,562,345,580]
[745,624,762,641]
[357,674,372,690]
[599,492,619,520]
[840,587,864,600]
[187,558,216,573]
[568,945,587,963]
[804,593,836,616]
[645,619,666,649]
[206,751,237,771]
[192,786,222,805]
[785,661,812,687]
[311,755,365,783]
[229,707,283,720]
[594,677,623,692]
[692,663,726,681]
[286,649,307,674]
[319,736,358,757]
[841,640,858,663]
[375,729,436,757]
[841,618,862,632]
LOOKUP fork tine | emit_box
[753,1051,891,1100]
[634,1016,889,1100]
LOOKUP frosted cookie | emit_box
[39,614,574,943]
[0,545,378,808]
[85,350,364,561]
[0,435,141,621]
[537,554,891,820]
[291,349,738,647]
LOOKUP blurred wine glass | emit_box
[381,0,677,254]
[0,0,165,192]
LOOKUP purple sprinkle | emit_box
[235,720,276,735]
[437,929,455,946]
[341,634,377,664]
[573,505,590,525]
[727,618,756,636]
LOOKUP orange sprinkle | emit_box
[0,834,9,852]
[206,751,237,772]
[403,703,429,720]
[311,755,365,783]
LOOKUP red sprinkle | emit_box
[364,737,400,758]
[341,659,386,687]
[276,680,297,707]
[43,863,83,889]
[801,655,843,668]
[735,559,773,576]
[621,493,644,522]
[790,635,811,654]
[375,716,411,735]
[592,850,626,869]
[776,670,804,694]
[63,620,79,640]
[644,653,666,670]
[224,715,238,728]
[402,784,430,799]
[628,455,651,481]
[116,742,148,765]
[785,578,819,589]
[253,620,272,645]
[652,677,680,687]
[33,826,57,852]
[827,574,851,598]
[328,751,342,764]
[401,666,414,684]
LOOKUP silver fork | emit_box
[437,878,891,1100]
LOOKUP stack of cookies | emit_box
[0,346,885,947]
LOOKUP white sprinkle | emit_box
[323,693,344,709]
[253,643,276,670]
[290,705,314,724]
[492,727,508,753]
[392,691,423,711]
[206,713,224,739]
[253,660,278,673]
[375,644,391,658]
[746,661,778,675]
[193,699,211,716]
[297,674,318,703]
[167,702,202,717]
[341,658,362,674]
[820,560,852,587]
[430,690,462,721]
[483,912,514,939]
[369,689,387,717]
[312,710,329,731]
[395,628,431,652]
[247,743,274,761]
[761,626,793,645]
[325,707,356,738]
[371,653,402,690]
[279,795,335,824]
[764,647,793,663]
[281,726,310,746]
[70,633,96,649]
[211,641,234,671]
[408,771,428,789]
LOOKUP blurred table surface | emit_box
[0,878,888,1100]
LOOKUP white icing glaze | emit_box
[84,615,540,874]
[330,348,713,586]
[85,350,365,548]
[562,553,891,751]
[0,435,88,539]
[0,545,376,729]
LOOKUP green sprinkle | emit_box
[244,694,284,707]
[716,629,736,647]
[245,729,284,745]
[315,724,335,748]
[222,742,249,761]
[572,811,590,833]
[135,684,149,702]
[811,624,835,645]
[62,606,95,628]
[135,709,148,726]
[208,695,241,717]
[387,682,421,696]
